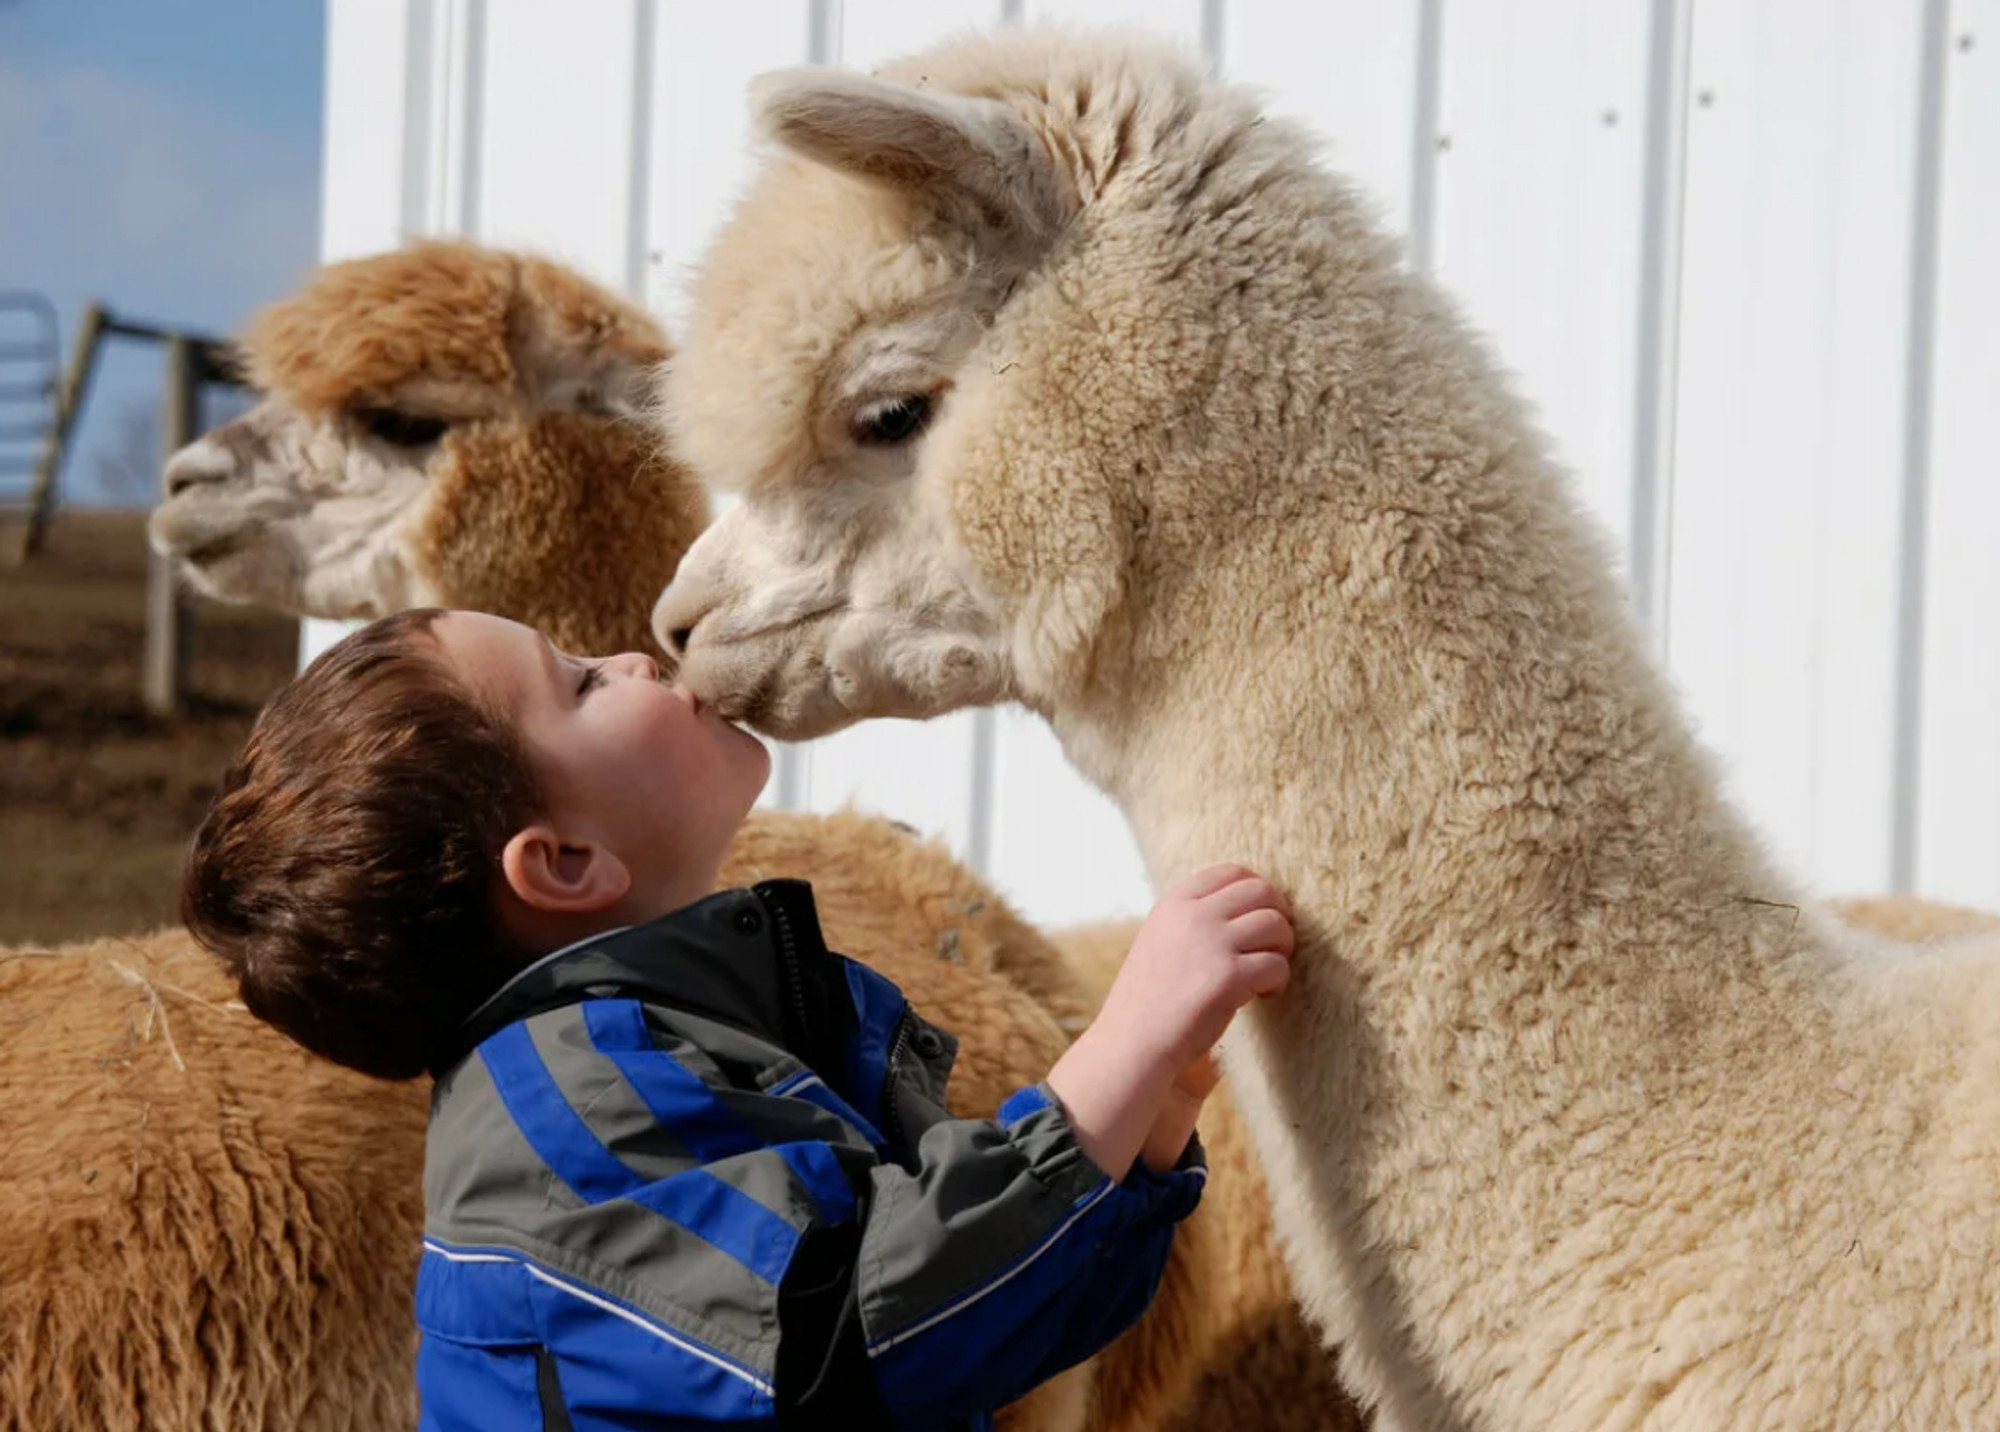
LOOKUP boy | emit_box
[182,607,1294,1432]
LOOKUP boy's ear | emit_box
[501,825,631,913]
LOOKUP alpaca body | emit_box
[655,29,2000,1430]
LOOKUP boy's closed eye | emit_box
[576,661,606,698]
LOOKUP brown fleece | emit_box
[0,933,426,1432]
[408,412,708,658]
[241,241,665,419]
[1829,894,2000,943]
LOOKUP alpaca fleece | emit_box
[655,28,2000,1432]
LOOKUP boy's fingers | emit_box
[1240,950,1292,998]
[1179,862,1259,899]
[1229,907,1295,955]
[1212,873,1284,920]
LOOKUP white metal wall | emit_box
[313,0,1999,929]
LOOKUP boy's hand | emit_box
[1046,865,1292,1182]
[1103,864,1294,1077]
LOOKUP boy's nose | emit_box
[613,652,659,682]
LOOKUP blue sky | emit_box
[0,0,324,505]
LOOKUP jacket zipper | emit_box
[765,893,818,1071]
[880,1010,916,1155]
[768,884,914,1156]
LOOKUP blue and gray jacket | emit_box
[415,880,1205,1432]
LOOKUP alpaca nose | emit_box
[651,578,717,661]
[655,607,707,659]
[161,439,234,499]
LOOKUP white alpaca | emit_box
[650,29,2000,1432]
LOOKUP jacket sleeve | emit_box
[848,1080,1206,1429]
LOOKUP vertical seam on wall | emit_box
[1889,0,1954,892]
[429,0,461,233]
[1406,0,1447,274]
[313,2,341,261]
[968,711,997,875]
[809,0,843,66]
[1201,0,1226,79]
[400,0,437,240]
[625,0,658,301]
[1629,0,1693,648]
[455,0,487,237]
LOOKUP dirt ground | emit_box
[0,510,298,945]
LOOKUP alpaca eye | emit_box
[853,394,932,447]
[358,408,449,448]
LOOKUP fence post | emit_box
[142,337,198,717]
[12,301,105,567]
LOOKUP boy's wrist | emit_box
[1083,997,1188,1095]
[1045,1017,1184,1183]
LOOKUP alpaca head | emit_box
[150,241,705,656]
[654,32,1333,740]
[651,34,1206,738]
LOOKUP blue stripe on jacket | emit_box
[479,1022,636,1204]
[416,1240,778,1430]
[582,1000,768,1164]
[769,1068,886,1151]
[476,1016,803,1283]
[770,1139,858,1224]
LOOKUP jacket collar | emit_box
[429,879,844,1079]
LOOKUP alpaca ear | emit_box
[509,330,667,423]
[507,261,672,421]
[751,68,1070,239]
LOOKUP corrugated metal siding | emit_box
[311,0,1999,929]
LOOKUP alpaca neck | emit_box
[1067,449,1806,1070]
[416,416,704,659]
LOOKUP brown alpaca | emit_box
[7,242,1207,1432]
[150,241,701,657]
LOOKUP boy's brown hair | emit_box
[181,608,544,1080]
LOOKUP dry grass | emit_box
[0,510,298,943]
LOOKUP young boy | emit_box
[182,607,1294,1432]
